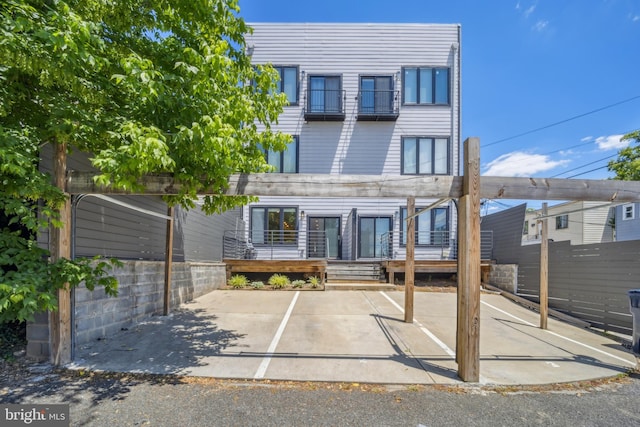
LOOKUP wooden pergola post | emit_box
[539,202,549,329]
[456,137,481,382]
[404,197,415,323]
[50,141,72,365]
[163,206,175,316]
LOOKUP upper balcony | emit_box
[304,88,346,121]
[356,89,400,121]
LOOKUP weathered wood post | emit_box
[163,206,175,316]
[540,202,549,329]
[50,141,72,365]
[404,197,415,323]
[456,137,481,382]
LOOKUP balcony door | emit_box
[358,216,392,259]
[308,216,341,259]
[360,76,393,114]
[309,76,341,113]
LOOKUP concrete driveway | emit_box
[72,290,637,385]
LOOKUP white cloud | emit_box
[524,5,536,18]
[483,152,570,177]
[581,136,593,142]
[594,134,627,150]
[533,20,548,31]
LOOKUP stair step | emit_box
[325,282,396,291]
[327,277,383,282]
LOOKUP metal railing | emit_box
[304,89,346,118]
[357,89,399,117]
[380,230,494,260]
[223,229,329,260]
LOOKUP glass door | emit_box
[358,216,392,258]
[308,216,341,259]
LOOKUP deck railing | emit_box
[224,229,494,261]
[380,230,494,260]
[223,229,328,260]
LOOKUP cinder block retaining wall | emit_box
[27,261,226,360]
[486,264,518,294]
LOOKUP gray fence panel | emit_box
[174,206,241,262]
[480,203,526,263]
[517,240,640,335]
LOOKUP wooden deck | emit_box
[381,260,494,284]
[224,259,328,284]
[224,259,494,286]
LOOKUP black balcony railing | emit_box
[223,229,329,260]
[357,89,399,121]
[304,89,346,121]
[381,230,494,260]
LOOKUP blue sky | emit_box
[238,0,640,210]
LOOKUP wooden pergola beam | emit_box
[66,172,640,202]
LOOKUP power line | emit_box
[550,155,616,178]
[482,95,640,148]
[566,165,609,178]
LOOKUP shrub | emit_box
[228,274,249,288]
[307,276,321,288]
[268,274,290,289]
[250,281,265,289]
[291,280,306,288]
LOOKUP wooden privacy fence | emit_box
[517,239,640,336]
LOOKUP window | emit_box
[359,76,394,114]
[555,215,569,230]
[250,207,298,245]
[523,220,529,235]
[403,67,449,105]
[274,66,298,105]
[400,207,449,246]
[623,204,635,220]
[402,137,449,175]
[308,75,342,113]
[263,136,298,173]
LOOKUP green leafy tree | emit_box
[0,0,290,321]
[608,131,640,181]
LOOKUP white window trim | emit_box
[623,203,635,220]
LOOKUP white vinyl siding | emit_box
[245,23,460,259]
[247,23,460,177]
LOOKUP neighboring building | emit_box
[242,23,462,260]
[614,202,640,241]
[522,201,615,245]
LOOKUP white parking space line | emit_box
[254,291,300,379]
[380,292,456,358]
[481,300,636,367]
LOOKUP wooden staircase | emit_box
[325,262,395,290]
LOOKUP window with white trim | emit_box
[623,203,635,220]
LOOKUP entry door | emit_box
[308,216,341,259]
[359,217,392,259]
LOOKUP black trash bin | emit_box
[629,289,640,354]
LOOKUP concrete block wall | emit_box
[486,264,518,294]
[25,312,51,361]
[27,261,226,360]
